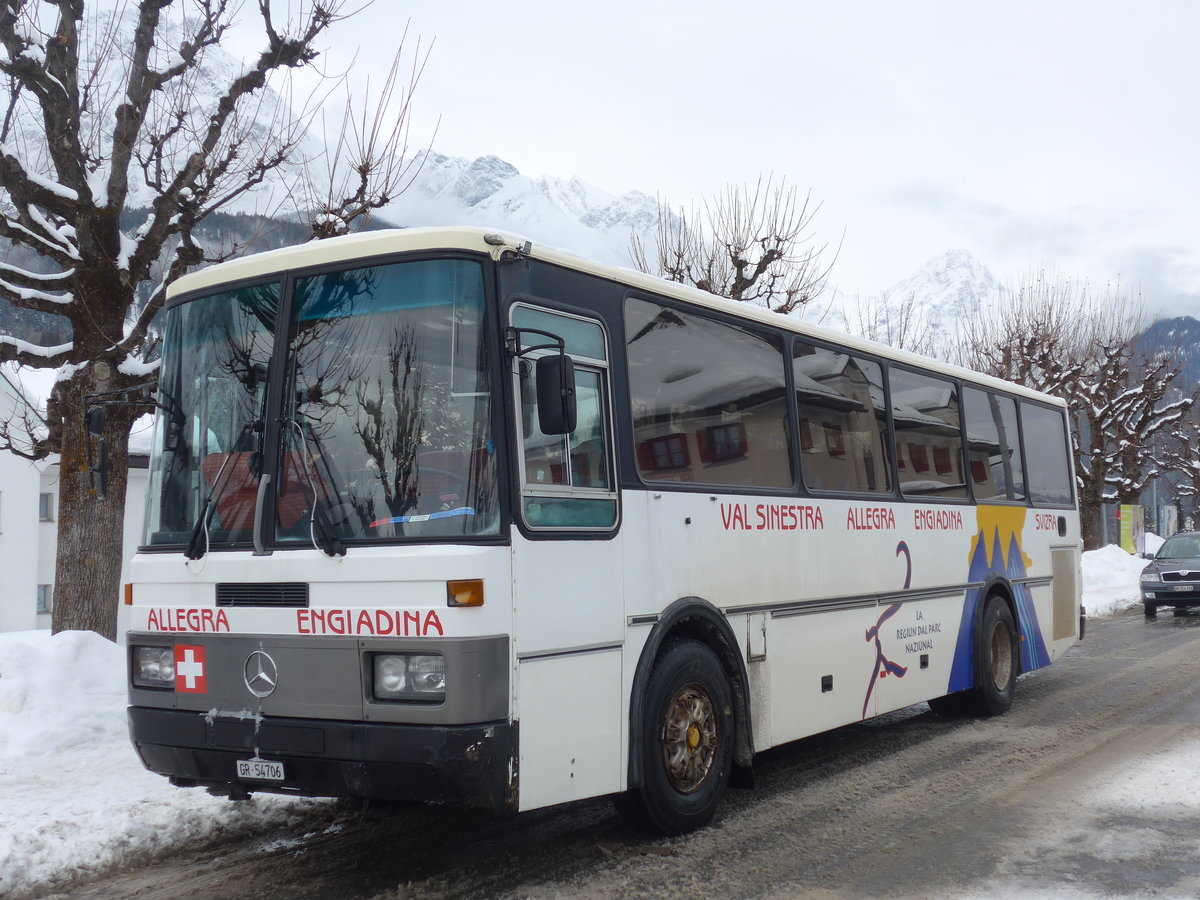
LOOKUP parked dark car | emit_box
[1141,533,1200,616]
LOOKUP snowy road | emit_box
[32,607,1200,900]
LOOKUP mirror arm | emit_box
[504,326,565,360]
[81,381,162,500]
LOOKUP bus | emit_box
[123,227,1083,835]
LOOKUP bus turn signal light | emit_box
[447,579,484,607]
[124,583,134,606]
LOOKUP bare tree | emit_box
[840,289,937,357]
[631,175,840,315]
[296,28,436,238]
[1160,418,1200,506]
[954,269,1195,549]
[0,0,426,639]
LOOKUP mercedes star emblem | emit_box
[244,650,279,698]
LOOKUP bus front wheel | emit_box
[619,639,734,836]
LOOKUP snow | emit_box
[0,630,324,897]
[0,334,73,359]
[0,543,1163,896]
[116,355,161,378]
[1080,543,1150,616]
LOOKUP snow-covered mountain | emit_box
[380,153,660,268]
[883,248,998,346]
[1138,316,1200,389]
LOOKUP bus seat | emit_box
[200,453,258,532]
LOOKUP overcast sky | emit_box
[243,1,1200,315]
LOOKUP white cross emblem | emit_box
[177,648,205,690]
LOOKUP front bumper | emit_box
[1141,584,1200,606]
[129,706,516,811]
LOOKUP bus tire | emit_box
[619,639,734,836]
[928,595,1017,718]
[975,595,1018,717]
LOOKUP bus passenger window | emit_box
[1021,402,1073,506]
[962,387,1025,502]
[626,297,791,489]
[890,368,966,499]
[793,341,890,494]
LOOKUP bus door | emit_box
[508,304,625,810]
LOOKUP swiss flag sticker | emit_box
[174,645,208,694]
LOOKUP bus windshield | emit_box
[142,257,499,549]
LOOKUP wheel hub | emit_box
[661,684,717,794]
[989,621,1013,688]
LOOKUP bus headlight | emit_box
[132,646,175,689]
[372,653,446,703]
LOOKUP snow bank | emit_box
[0,630,325,897]
[1080,544,1149,617]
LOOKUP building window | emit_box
[799,419,814,453]
[37,584,52,613]
[934,446,954,475]
[700,423,748,463]
[823,423,846,458]
[909,443,930,473]
[638,433,690,471]
[39,492,54,521]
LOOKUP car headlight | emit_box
[1141,571,1161,583]
[132,645,175,689]
[372,653,445,703]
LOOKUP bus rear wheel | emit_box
[929,595,1017,718]
[977,596,1018,716]
[619,639,734,836]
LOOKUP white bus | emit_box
[123,227,1082,835]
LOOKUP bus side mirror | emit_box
[95,438,109,499]
[536,354,576,435]
[84,406,109,499]
[84,406,106,435]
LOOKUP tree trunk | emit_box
[1079,490,1104,551]
[50,372,135,642]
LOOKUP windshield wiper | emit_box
[285,417,347,558]
[184,420,261,560]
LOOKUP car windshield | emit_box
[1158,536,1200,559]
[142,257,499,549]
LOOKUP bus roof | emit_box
[167,225,1066,408]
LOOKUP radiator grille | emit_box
[1162,571,1200,583]
[216,583,309,608]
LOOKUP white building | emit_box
[0,367,149,635]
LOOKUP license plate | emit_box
[236,758,285,781]
[1174,585,1193,592]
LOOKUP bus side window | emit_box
[1021,402,1073,506]
[793,341,891,494]
[625,297,791,489]
[962,387,1025,502]
[890,368,967,499]
[512,306,617,530]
